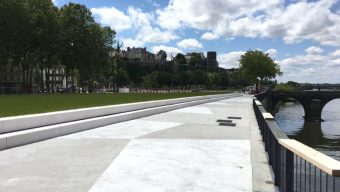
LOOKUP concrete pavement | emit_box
[0,95,276,192]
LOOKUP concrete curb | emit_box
[0,93,240,150]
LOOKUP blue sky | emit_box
[53,0,340,83]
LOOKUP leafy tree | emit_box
[59,3,96,91]
[0,0,60,92]
[142,71,160,88]
[193,70,207,87]
[175,53,187,71]
[117,68,129,87]
[176,71,194,87]
[239,50,281,93]
[0,0,26,65]
[287,81,300,87]
[188,52,204,70]
[217,71,229,87]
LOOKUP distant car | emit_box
[58,88,66,93]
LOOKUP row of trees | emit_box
[0,0,116,92]
[1,1,282,93]
[140,70,232,89]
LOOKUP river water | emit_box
[275,99,340,161]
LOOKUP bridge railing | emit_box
[253,98,340,192]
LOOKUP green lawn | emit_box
[0,92,229,117]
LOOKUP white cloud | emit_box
[127,7,179,43]
[278,51,340,83]
[177,38,203,49]
[155,0,340,46]
[92,6,178,46]
[121,38,144,48]
[152,45,183,60]
[91,7,132,32]
[217,51,245,69]
[201,32,219,40]
[331,49,340,57]
[266,49,278,58]
[305,46,324,55]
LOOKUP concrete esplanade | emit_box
[0,94,276,192]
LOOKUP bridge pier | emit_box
[303,100,326,122]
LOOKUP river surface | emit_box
[275,99,340,161]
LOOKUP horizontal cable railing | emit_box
[253,98,340,192]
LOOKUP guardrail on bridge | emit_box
[253,98,340,192]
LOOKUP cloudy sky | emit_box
[53,0,340,83]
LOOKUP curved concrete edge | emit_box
[0,93,239,134]
[0,94,241,151]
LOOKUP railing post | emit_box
[274,141,281,187]
[283,149,294,192]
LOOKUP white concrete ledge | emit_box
[255,100,262,106]
[0,93,238,134]
[279,139,340,176]
[262,113,274,120]
[0,136,6,150]
[0,94,238,150]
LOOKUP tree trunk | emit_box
[47,67,51,93]
[65,68,69,93]
[51,69,55,93]
[40,67,43,93]
[72,69,75,93]
[259,78,264,93]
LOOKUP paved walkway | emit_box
[0,95,276,192]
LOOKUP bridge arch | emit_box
[273,97,305,119]
[263,91,340,122]
[321,98,340,121]
[269,96,307,117]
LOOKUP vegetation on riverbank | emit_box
[0,92,231,117]
[274,81,302,91]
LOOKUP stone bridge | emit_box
[257,91,340,121]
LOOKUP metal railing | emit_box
[253,98,340,192]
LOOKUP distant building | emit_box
[42,68,75,92]
[185,52,205,64]
[154,51,167,65]
[0,61,77,93]
[123,47,155,66]
[207,51,218,71]
[0,62,24,93]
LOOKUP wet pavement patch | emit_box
[228,116,242,119]
[218,122,236,126]
[216,119,233,123]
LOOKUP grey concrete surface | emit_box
[0,95,275,192]
[0,139,129,192]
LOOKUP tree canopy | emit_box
[0,0,116,93]
[239,50,281,92]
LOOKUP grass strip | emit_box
[0,92,229,117]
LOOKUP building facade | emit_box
[207,51,218,71]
